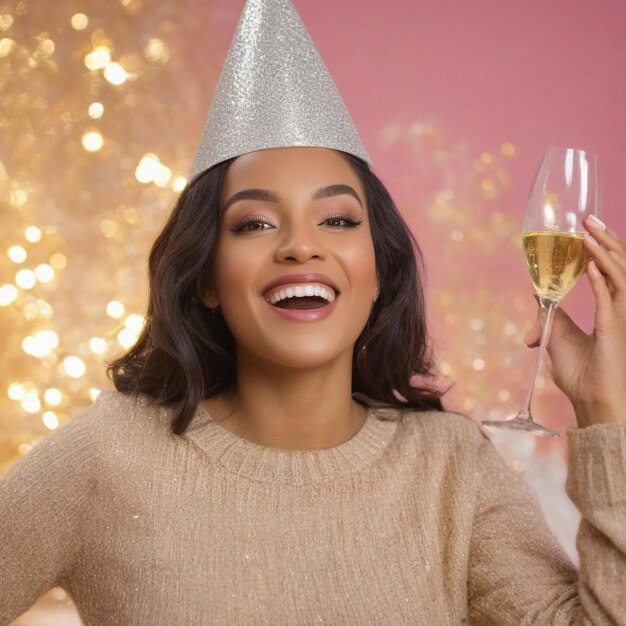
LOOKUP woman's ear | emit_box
[196,276,220,309]
[199,290,220,309]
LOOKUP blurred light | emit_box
[9,189,28,207]
[123,208,139,224]
[89,388,101,401]
[439,361,452,375]
[117,328,137,349]
[42,410,59,430]
[44,387,62,406]
[504,322,517,336]
[153,163,172,187]
[0,14,15,30]
[542,200,556,228]
[16,269,36,289]
[38,39,55,56]
[0,284,18,306]
[172,176,187,192]
[451,230,464,242]
[89,337,107,354]
[462,398,476,411]
[124,313,144,333]
[106,300,125,318]
[25,225,42,242]
[0,37,16,58]
[8,383,25,400]
[23,302,40,320]
[50,253,67,270]
[37,300,53,318]
[21,392,41,414]
[85,46,111,70]
[63,356,86,378]
[22,330,59,357]
[17,443,32,455]
[501,142,516,156]
[8,245,27,263]
[472,358,486,371]
[480,152,493,164]
[99,218,118,238]
[481,179,495,192]
[88,102,104,118]
[144,38,170,62]
[71,13,89,30]
[35,264,55,283]
[470,319,484,332]
[82,130,104,152]
[135,154,160,184]
[104,62,130,85]
[498,389,511,402]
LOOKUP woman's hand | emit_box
[524,215,626,427]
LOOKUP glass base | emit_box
[481,416,560,438]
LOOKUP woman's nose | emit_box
[273,224,327,263]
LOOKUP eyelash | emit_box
[228,212,364,233]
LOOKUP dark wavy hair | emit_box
[106,150,449,435]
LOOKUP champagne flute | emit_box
[482,147,599,437]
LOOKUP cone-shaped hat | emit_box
[188,0,371,181]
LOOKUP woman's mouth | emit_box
[263,285,339,322]
[273,296,328,310]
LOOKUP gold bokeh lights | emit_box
[106,300,125,318]
[70,13,89,31]
[7,245,27,263]
[62,356,86,378]
[82,130,104,152]
[88,102,104,118]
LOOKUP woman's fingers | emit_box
[585,215,626,254]
[583,217,626,301]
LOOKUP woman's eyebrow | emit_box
[221,184,363,213]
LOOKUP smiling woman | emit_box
[2,0,625,623]
[107,145,446,439]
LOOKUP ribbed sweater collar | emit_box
[183,394,401,485]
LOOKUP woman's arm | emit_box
[468,423,626,625]
[0,400,99,623]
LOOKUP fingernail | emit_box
[587,214,606,230]
[589,260,601,278]
[584,232,600,246]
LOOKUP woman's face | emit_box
[201,146,379,370]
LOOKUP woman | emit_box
[1,145,624,625]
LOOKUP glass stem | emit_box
[519,298,558,421]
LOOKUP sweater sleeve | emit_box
[0,399,100,624]
[467,422,626,625]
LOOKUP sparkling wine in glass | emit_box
[482,147,599,437]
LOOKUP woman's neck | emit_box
[203,354,367,451]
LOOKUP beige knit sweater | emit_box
[1,390,625,625]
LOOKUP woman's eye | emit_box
[228,215,272,232]
[323,214,364,228]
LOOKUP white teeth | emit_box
[265,282,336,305]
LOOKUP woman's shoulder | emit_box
[87,388,177,442]
[367,400,489,460]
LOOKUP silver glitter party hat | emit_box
[188,0,371,180]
